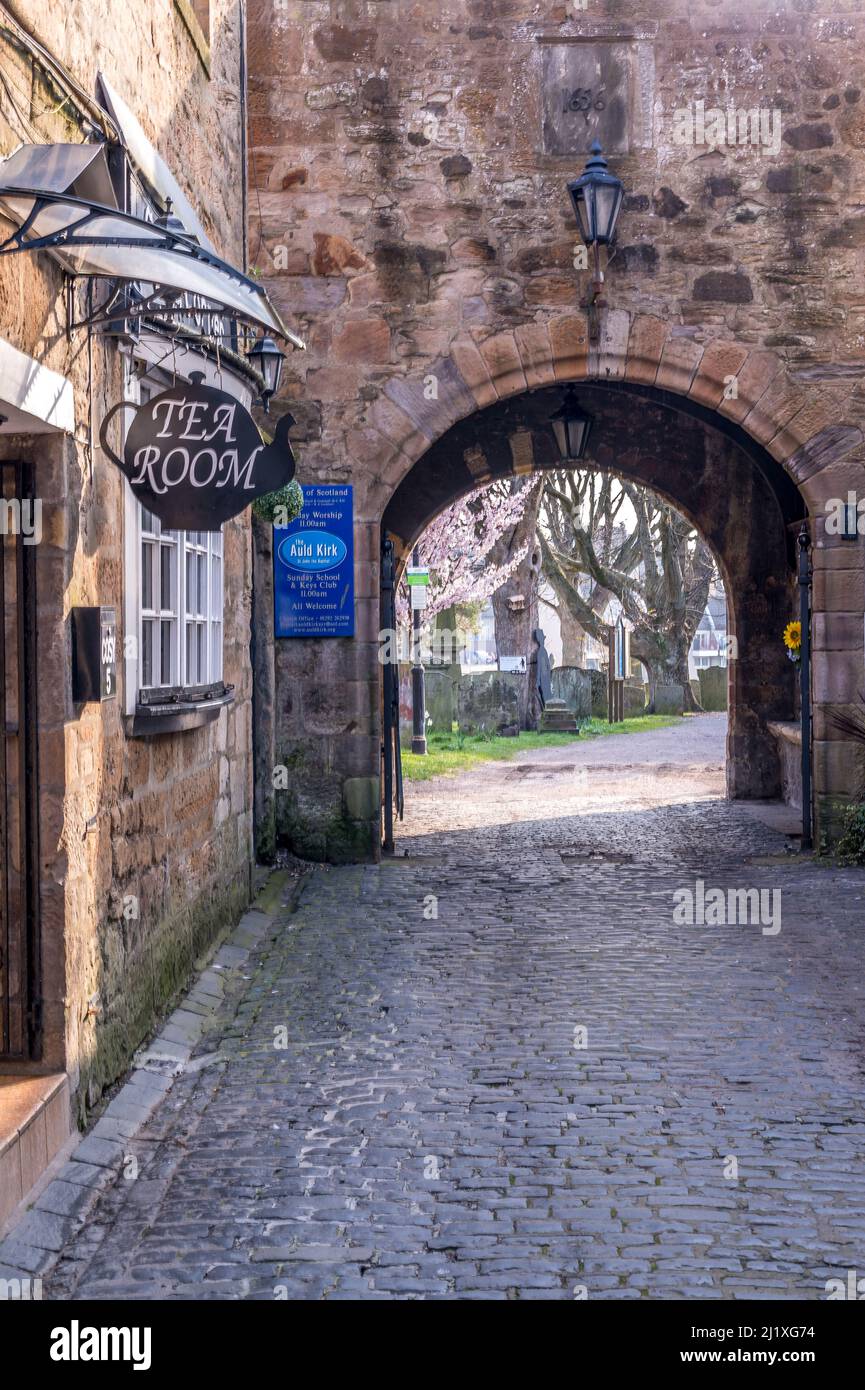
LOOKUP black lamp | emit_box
[248,335,285,412]
[550,388,593,462]
[567,141,625,248]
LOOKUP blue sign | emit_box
[274,485,354,637]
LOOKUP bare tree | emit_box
[540,469,715,711]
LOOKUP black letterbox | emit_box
[71,606,117,703]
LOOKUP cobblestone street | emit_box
[43,717,865,1300]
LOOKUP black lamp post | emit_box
[567,141,625,342]
[248,335,285,413]
[550,387,593,462]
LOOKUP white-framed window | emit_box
[123,371,224,713]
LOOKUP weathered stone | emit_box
[457,672,521,733]
[550,666,593,720]
[783,122,833,150]
[440,154,472,178]
[692,272,754,303]
[312,233,367,276]
[698,666,728,712]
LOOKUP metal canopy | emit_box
[0,144,304,348]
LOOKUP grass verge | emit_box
[401,715,681,781]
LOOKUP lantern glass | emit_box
[567,142,624,248]
[551,392,593,462]
[249,335,285,404]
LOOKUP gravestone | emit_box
[653,682,684,715]
[551,665,593,720]
[698,665,728,711]
[424,668,456,732]
[623,684,646,716]
[590,669,607,718]
[457,671,522,734]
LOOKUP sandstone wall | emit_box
[0,1,253,1116]
[250,0,865,855]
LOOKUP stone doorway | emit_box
[0,459,40,1062]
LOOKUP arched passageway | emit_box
[383,381,806,806]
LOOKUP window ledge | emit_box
[127,683,234,737]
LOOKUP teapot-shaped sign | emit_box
[99,372,296,531]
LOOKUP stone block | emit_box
[343,776,380,821]
[624,315,666,384]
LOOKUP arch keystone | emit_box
[549,315,589,380]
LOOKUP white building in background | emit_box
[689,586,728,674]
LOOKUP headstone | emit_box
[653,682,684,715]
[698,665,727,711]
[590,669,607,718]
[457,671,521,734]
[424,667,455,732]
[551,665,593,720]
[623,684,646,716]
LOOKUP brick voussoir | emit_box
[549,314,589,381]
[655,336,703,394]
[384,358,478,442]
[767,395,856,469]
[688,340,750,410]
[785,424,865,488]
[740,372,803,446]
[477,331,528,398]
[514,321,556,388]
[450,338,499,409]
[624,314,667,385]
[717,350,784,425]
[367,394,432,458]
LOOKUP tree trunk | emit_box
[490,478,542,727]
[558,600,586,667]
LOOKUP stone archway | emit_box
[273,312,865,860]
[381,379,803,804]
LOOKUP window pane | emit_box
[160,545,172,610]
[211,622,222,682]
[210,555,221,613]
[142,620,153,687]
[198,624,205,682]
[186,550,195,615]
[160,620,173,685]
[141,541,153,610]
[186,623,195,684]
[197,554,206,615]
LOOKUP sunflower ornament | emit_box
[783,620,802,662]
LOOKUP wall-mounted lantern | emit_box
[567,141,625,343]
[248,335,286,413]
[550,387,593,462]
